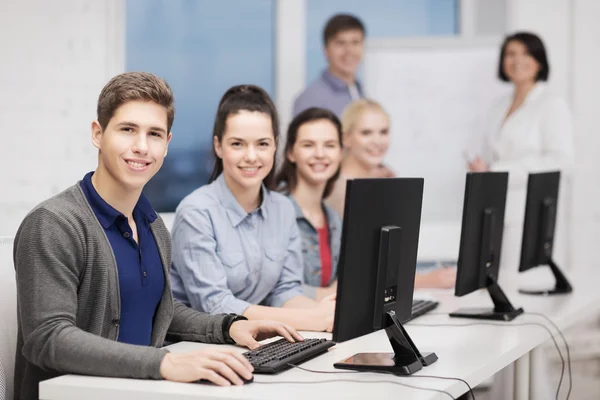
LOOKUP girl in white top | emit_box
[468,32,574,282]
[326,99,457,289]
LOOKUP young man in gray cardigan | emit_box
[13,72,303,400]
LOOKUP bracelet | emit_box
[223,314,248,344]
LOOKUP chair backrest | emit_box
[0,237,17,400]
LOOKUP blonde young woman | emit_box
[326,99,456,289]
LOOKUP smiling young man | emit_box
[12,72,302,400]
[293,14,366,117]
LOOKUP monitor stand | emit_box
[519,258,573,295]
[450,273,524,321]
[333,310,438,375]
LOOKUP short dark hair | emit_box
[276,107,343,199]
[498,32,550,82]
[97,72,175,131]
[209,85,279,189]
[323,14,365,45]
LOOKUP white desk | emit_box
[39,268,600,400]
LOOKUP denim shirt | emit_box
[293,69,365,118]
[287,194,342,298]
[170,174,304,315]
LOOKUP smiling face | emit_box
[502,40,540,85]
[325,29,364,81]
[214,110,276,193]
[91,100,171,191]
[287,119,342,187]
[344,108,390,169]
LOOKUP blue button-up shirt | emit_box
[287,194,342,298]
[80,172,165,346]
[170,174,304,315]
[293,69,365,118]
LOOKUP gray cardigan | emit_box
[13,183,237,400]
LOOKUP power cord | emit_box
[402,373,475,400]
[254,362,475,399]
[525,312,572,400]
[409,321,565,400]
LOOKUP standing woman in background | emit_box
[327,99,456,289]
[276,108,344,301]
[467,32,574,283]
[170,85,336,332]
[467,32,574,400]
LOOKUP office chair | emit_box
[0,237,17,400]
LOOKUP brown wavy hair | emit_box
[276,107,343,198]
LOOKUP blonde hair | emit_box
[340,99,389,134]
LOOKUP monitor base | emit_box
[419,351,439,366]
[519,259,573,296]
[334,310,437,375]
[449,307,524,321]
[334,352,424,375]
[519,288,571,295]
[452,274,524,321]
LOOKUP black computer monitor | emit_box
[450,172,524,321]
[519,171,572,295]
[332,178,437,375]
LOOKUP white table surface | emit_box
[39,268,600,400]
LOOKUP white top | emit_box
[481,83,574,224]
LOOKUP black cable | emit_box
[254,375,456,399]
[526,312,572,400]
[283,363,471,399]
[403,373,475,400]
[409,321,565,400]
[286,364,360,374]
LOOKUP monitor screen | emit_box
[333,178,424,343]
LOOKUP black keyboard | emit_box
[406,299,439,322]
[243,338,335,374]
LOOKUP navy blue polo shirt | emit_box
[80,172,165,346]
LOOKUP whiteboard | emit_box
[365,38,510,223]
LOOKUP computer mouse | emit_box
[195,375,254,385]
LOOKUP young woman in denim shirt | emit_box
[170,86,335,332]
[276,108,344,301]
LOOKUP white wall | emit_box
[0,0,124,237]
[275,0,305,139]
[570,0,600,269]
[1,0,599,266]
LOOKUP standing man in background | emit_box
[293,14,366,118]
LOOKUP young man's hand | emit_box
[159,347,253,386]
[229,320,304,350]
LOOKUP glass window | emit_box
[306,0,458,84]
[126,0,275,212]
